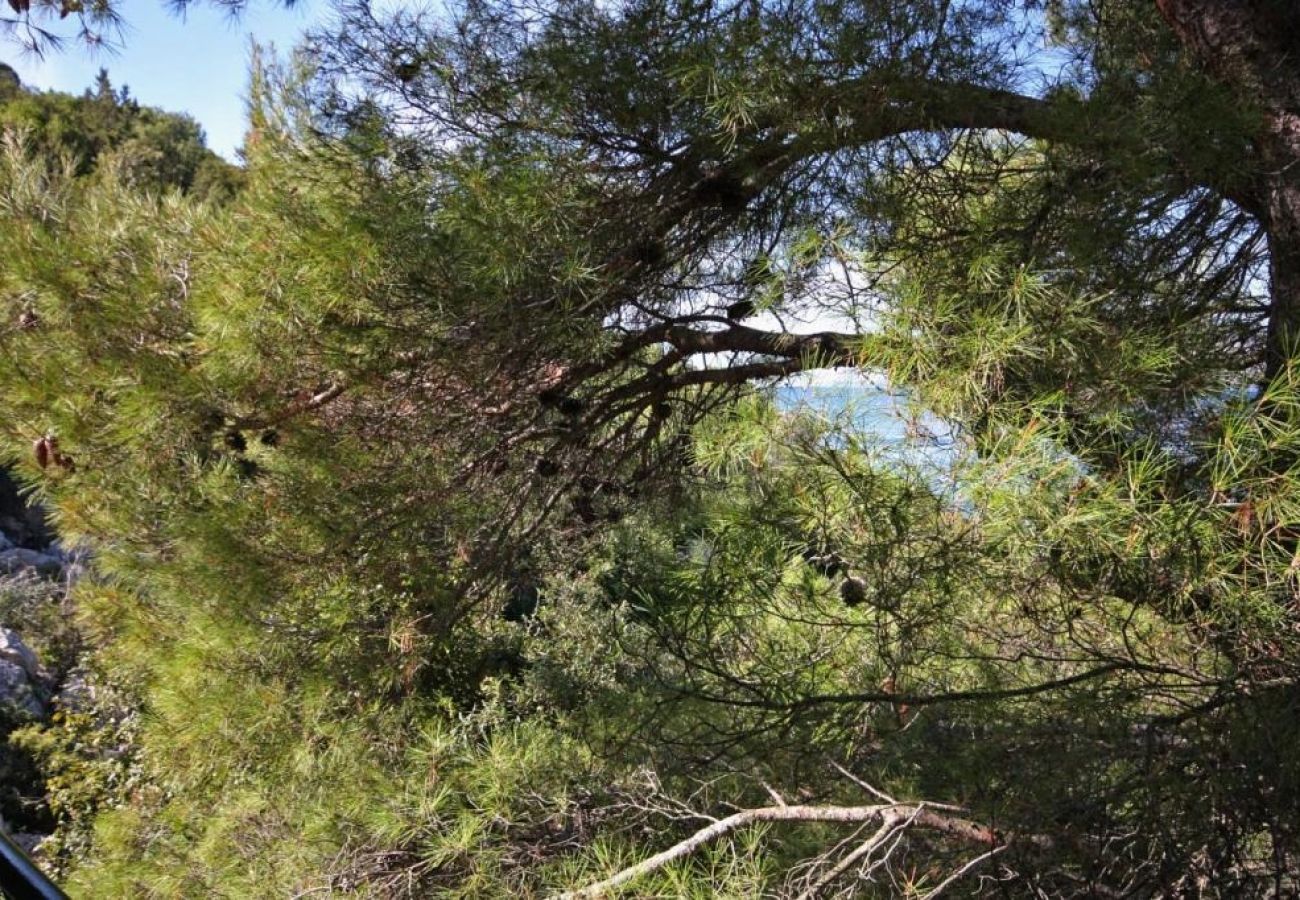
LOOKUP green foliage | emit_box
[0,62,647,894]
[2,0,1300,895]
[8,699,139,874]
[0,69,242,199]
[0,704,51,833]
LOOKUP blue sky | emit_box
[3,2,329,161]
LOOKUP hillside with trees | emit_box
[0,66,242,199]
[1,0,1299,896]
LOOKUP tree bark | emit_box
[1154,0,1300,380]
[1261,117,1300,382]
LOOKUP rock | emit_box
[46,538,91,565]
[0,548,63,577]
[0,530,12,552]
[0,658,44,717]
[0,628,40,678]
[10,832,47,856]
[0,628,47,717]
[54,670,94,713]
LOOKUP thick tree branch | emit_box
[617,359,806,397]
[1154,0,1300,110]
[656,323,863,363]
[677,660,1220,713]
[737,75,1264,219]
[554,322,867,415]
[1154,0,1300,380]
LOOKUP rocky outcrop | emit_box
[0,629,46,718]
[0,547,64,578]
[0,472,85,716]
[0,481,91,845]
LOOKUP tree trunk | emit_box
[1262,114,1300,381]
[1155,0,1300,380]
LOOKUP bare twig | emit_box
[918,844,1008,899]
[830,760,897,805]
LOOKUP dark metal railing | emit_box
[0,828,67,900]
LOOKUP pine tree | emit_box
[2,1,1300,895]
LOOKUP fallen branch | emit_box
[794,807,921,900]
[552,802,999,899]
[680,660,1219,712]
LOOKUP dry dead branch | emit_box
[553,801,1002,899]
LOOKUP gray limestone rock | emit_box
[0,658,44,717]
[0,628,40,677]
[0,628,46,717]
[10,832,46,856]
[0,548,63,577]
[54,670,94,712]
